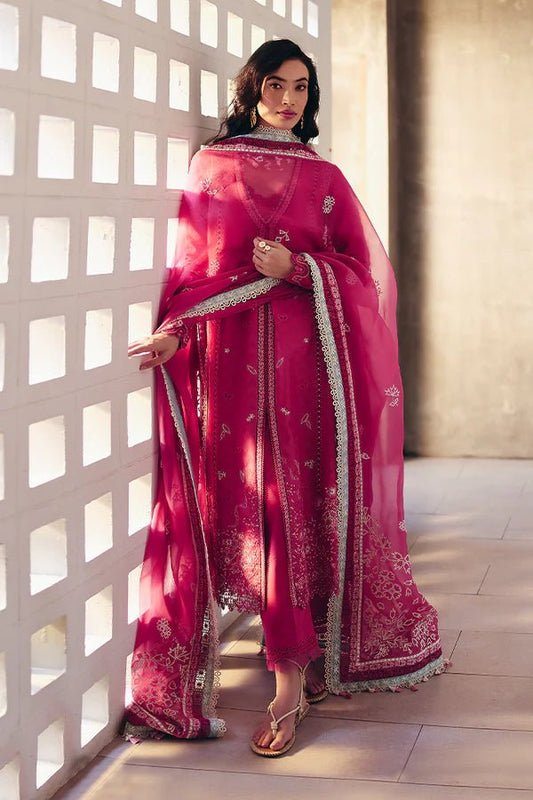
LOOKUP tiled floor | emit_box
[56,458,533,799]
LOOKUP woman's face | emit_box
[257,58,309,130]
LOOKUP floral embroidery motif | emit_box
[200,177,219,196]
[218,471,226,480]
[246,413,255,422]
[288,252,310,285]
[281,407,290,415]
[323,195,335,214]
[275,229,290,243]
[374,278,383,296]
[300,413,312,429]
[399,520,407,532]
[220,423,231,440]
[156,619,172,639]
[384,385,400,407]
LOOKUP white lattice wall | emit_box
[0,1,331,797]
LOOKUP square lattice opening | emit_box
[128,301,153,341]
[200,0,218,47]
[84,492,113,561]
[41,16,77,83]
[38,115,75,180]
[31,217,70,282]
[82,401,111,466]
[84,309,113,370]
[169,60,189,111]
[0,216,9,282]
[134,47,157,103]
[85,586,113,655]
[0,108,15,176]
[28,416,66,487]
[30,519,67,594]
[0,760,19,800]
[127,387,152,446]
[29,316,66,384]
[81,676,109,746]
[0,3,19,70]
[92,126,120,184]
[92,32,120,93]
[0,543,6,609]
[167,138,189,189]
[87,217,115,275]
[36,719,64,788]
[133,132,157,185]
[130,218,154,270]
[135,0,157,22]
[0,652,6,717]
[128,473,152,535]
[170,0,189,35]
[31,617,67,694]
[200,70,218,117]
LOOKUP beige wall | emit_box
[333,0,533,457]
[331,0,389,247]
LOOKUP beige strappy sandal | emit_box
[250,660,310,757]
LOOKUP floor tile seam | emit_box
[104,760,533,792]
[215,706,533,734]
[104,760,439,786]
[448,629,463,660]
[446,670,533,678]
[397,724,423,782]
[477,563,492,594]
[302,714,533,733]
[217,707,422,728]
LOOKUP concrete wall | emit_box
[388,0,533,457]
[331,0,389,247]
[333,0,533,457]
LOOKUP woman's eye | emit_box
[268,82,282,90]
[296,85,307,91]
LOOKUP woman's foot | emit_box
[251,661,309,752]
[305,657,326,698]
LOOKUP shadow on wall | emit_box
[387,1,427,457]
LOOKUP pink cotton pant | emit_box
[261,431,322,672]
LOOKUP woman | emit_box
[126,39,445,756]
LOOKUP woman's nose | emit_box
[282,89,294,106]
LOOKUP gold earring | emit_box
[250,107,257,127]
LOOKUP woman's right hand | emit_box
[128,333,180,370]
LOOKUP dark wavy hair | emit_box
[210,39,320,144]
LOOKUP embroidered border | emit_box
[179,277,280,321]
[304,254,350,695]
[304,254,446,692]
[204,142,322,161]
[161,367,226,735]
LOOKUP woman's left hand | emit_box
[253,238,292,279]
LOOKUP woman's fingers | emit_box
[139,350,171,370]
[128,339,156,356]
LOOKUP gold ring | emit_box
[258,240,267,249]
[264,244,271,252]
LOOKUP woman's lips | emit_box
[278,111,297,118]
